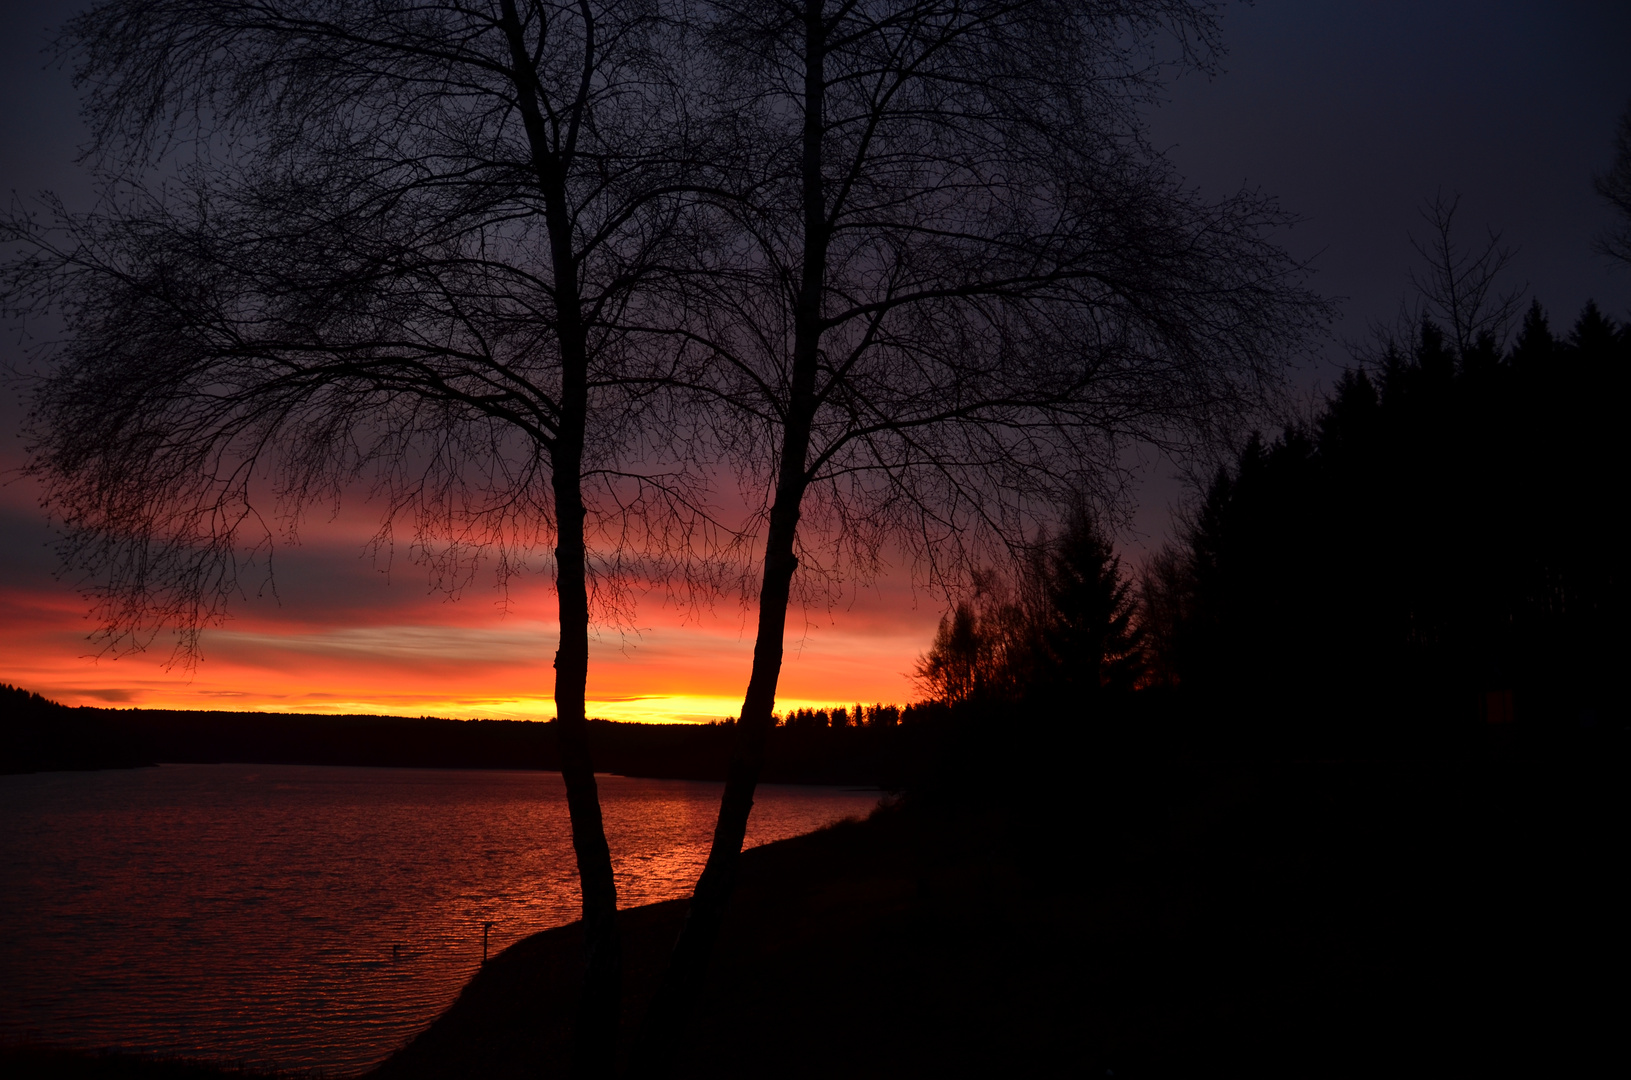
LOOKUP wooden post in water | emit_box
[483,921,495,963]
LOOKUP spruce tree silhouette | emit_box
[1038,508,1144,707]
[910,507,1145,725]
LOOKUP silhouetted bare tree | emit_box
[633,0,1327,1062]
[2,3,724,1073]
[1597,100,1631,268]
[1405,193,1525,357]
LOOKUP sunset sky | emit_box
[0,497,941,721]
[3,0,1628,721]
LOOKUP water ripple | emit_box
[0,764,878,1075]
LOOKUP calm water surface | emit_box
[0,764,879,1075]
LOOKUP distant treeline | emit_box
[773,703,913,730]
[0,682,912,783]
[0,683,156,773]
[918,302,1628,756]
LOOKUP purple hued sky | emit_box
[2,0,1628,719]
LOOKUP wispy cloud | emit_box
[0,502,942,722]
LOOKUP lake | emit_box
[0,764,880,1075]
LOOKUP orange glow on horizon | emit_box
[0,509,940,723]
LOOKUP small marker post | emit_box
[482,921,496,963]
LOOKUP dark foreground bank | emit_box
[368,756,1622,1077]
[7,754,1621,1078]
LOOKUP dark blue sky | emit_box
[3,0,1630,543]
[1149,0,1630,350]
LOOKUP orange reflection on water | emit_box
[0,764,879,1075]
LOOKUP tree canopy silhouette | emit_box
[634,0,1326,1062]
[7,2,1329,1070]
[2,3,729,1072]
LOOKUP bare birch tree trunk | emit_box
[499,2,622,1070]
[628,4,829,1066]
[629,0,1324,1068]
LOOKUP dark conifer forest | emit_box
[1155,301,1625,753]
[916,301,1627,760]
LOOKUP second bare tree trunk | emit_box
[628,4,830,1069]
